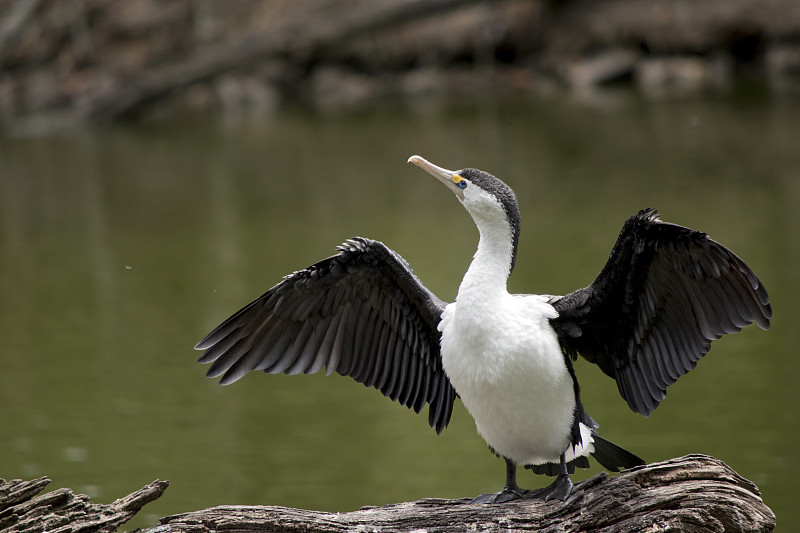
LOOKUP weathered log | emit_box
[0,455,775,533]
[0,477,169,533]
[152,455,774,533]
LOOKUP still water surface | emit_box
[1,91,797,529]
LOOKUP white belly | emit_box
[439,296,577,465]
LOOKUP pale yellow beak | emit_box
[407,155,466,200]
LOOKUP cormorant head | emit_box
[407,155,521,271]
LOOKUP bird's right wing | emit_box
[195,237,455,434]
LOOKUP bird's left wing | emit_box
[195,237,455,433]
[549,209,771,417]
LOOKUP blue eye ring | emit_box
[456,180,467,190]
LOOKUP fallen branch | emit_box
[0,477,169,533]
[152,455,774,533]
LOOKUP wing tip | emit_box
[197,351,215,364]
[217,373,241,386]
[194,339,210,351]
[212,364,248,385]
[204,366,223,379]
[757,304,772,331]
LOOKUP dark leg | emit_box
[530,453,573,501]
[470,458,531,504]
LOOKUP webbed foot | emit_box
[470,486,531,504]
[530,474,573,501]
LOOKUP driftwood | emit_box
[0,455,775,533]
[0,477,168,533]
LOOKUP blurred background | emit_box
[1,0,798,530]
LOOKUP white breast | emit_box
[439,294,577,465]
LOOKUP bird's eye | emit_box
[456,180,467,190]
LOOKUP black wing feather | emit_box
[551,209,771,416]
[195,237,455,433]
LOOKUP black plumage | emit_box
[549,209,771,416]
[196,237,455,434]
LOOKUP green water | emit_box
[1,91,797,530]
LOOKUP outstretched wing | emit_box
[550,209,771,417]
[195,237,455,433]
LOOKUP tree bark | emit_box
[0,455,775,533]
[154,455,773,533]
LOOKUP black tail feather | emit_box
[525,455,590,476]
[590,432,645,472]
[524,431,644,477]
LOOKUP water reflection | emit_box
[0,92,797,529]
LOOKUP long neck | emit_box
[457,215,515,306]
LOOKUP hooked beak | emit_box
[407,155,466,200]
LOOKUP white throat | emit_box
[457,204,515,306]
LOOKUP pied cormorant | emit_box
[195,155,771,503]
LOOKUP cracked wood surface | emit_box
[0,455,775,533]
[151,455,774,533]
